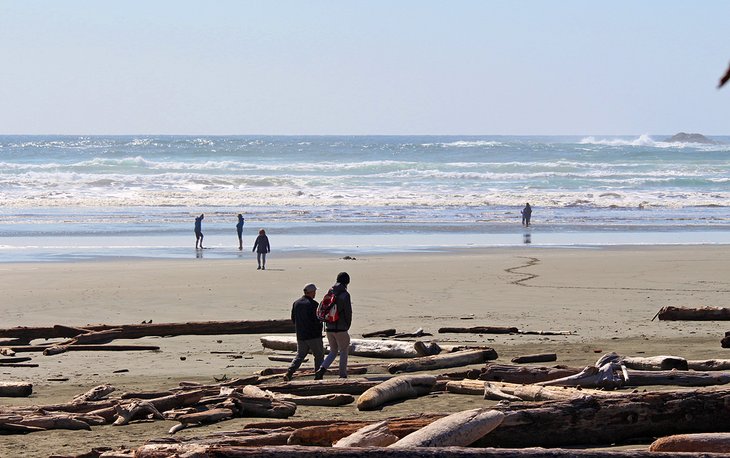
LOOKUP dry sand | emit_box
[1,245,730,457]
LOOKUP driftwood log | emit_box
[479,363,581,383]
[387,349,498,374]
[0,381,33,397]
[260,378,384,397]
[656,306,730,321]
[510,353,556,364]
[445,380,622,401]
[688,359,730,371]
[476,387,730,448]
[439,326,519,334]
[260,336,436,358]
[389,408,504,448]
[0,319,294,341]
[333,421,398,447]
[362,329,396,338]
[623,355,688,371]
[357,375,437,411]
[650,432,730,453]
[132,444,730,457]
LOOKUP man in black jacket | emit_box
[283,283,324,381]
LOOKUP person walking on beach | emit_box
[314,272,352,380]
[283,283,324,381]
[521,203,532,227]
[236,214,245,250]
[194,214,205,249]
[252,229,270,270]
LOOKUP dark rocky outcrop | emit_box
[665,132,719,144]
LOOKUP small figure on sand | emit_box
[521,203,532,227]
[283,283,324,381]
[315,272,352,380]
[194,214,205,249]
[236,214,245,250]
[252,229,270,270]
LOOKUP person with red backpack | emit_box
[314,272,352,380]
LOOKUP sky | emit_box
[1,1,728,135]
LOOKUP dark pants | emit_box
[288,337,325,373]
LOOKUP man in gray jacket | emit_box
[283,283,324,381]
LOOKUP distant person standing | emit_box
[194,214,205,249]
[314,272,352,380]
[521,203,532,227]
[283,283,324,381]
[252,229,270,270]
[236,214,245,250]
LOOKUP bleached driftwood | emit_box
[332,420,398,447]
[479,363,581,383]
[389,408,504,448]
[113,401,164,426]
[72,384,115,403]
[260,378,383,397]
[260,336,434,358]
[356,375,437,411]
[688,359,730,371]
[439,326,519,334]
[387,349,497,374]
[650,432,730,453]
[622,355,688,371]
[277,393,355,407]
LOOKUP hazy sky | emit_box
[1,1,728,135]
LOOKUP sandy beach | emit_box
[2,245,730,457]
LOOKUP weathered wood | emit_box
[0,381,33,397]
[0,356,32,364]
[357,375,437,411]
[389,408,504,448]
[475,388,730,448]
[169,407,235,434]
[510,353,556,364]
[387,349,497,374]
[688,359,730,371]
[479,363,581,383]
[285,413,445,446]
[393,328,432,338]
[0,319,294,341]
[333,421,398,447]
[259,366,368,377]
[260,379,383,397]
[439,326,519,334]
[447,380,622,401]
[5,344,160,354]
[261,336,430,358]
[362,329,396,338]
[657,306,730,321]
[113,401,164,426]
[73,385,115,403]
[623,355,688,371]
[278,393,355,407]
[133,444,730,457]
[650,432,730,452]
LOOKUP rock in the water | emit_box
[664,132,719,144]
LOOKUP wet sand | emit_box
[1,245,729,457]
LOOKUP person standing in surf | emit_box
[236,214,245,250]
[314,271,352,380]
[252,229,270,270]
[194,214,205,249]
[521,203,532,227]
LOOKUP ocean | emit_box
[1,135,728,261]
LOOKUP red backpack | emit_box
[316,287,339,323]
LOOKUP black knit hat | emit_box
[336,271,350,285]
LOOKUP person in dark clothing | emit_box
[521,203,532,227]
[283,283,324,381]
[252,229,270,270]
[314,272,352,380]
[236,214,245,250]
[194,214,205,249]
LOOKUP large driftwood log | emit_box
[387,349,497,374]
[260,336,434,358]
[0,319,294,341]
[357,375,437,411]
[688,359,730,371]
[479,363,581,383]
[0,381,33,397]
[650,432,730,453]
[622,355,688,371]
[362,329,396,338]
[133,444,730,457]
[6,344,161,355]
[260,379,383,397]
[0,356,32,364]
[389,408,504,448]
[439,326,519,334]
[656,306,730,321]
[476,387,730,448]
[333,421,398,448]
[445,380,620,401]
[278,393,355,407]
